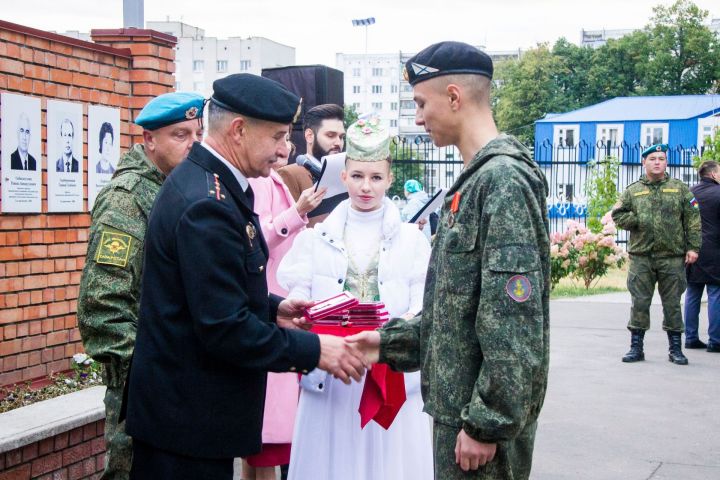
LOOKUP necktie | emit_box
[66,161,70,172]
[24,160,27,170]
[245,184,255,210]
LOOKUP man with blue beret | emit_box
[347,41,551,479]
[78,91,205,480]
[613,143,701,365]
[125,73,367,479]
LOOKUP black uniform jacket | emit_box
[687,177,720,284]
[125,142,320,459]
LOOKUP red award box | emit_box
[303,292,360,321]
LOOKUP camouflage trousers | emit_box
[102,383,132,480]
[433,421,537,480]
[627,255,686,332]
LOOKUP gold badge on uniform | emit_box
[293,98,303,124]
[96,231,133,268]
[402,66,409,82]
[246,223,257,248]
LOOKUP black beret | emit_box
[210,73,302,124]
[404,41,493,86]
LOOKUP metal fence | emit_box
[390,137,701,243]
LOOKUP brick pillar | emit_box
[90,29,176,145]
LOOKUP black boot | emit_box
[622,329,645,362]
[667,331,688,365]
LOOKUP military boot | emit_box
[622,329,645,362]
[667,332,688,365]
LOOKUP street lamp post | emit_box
[351,17,375,114]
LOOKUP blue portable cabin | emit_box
[534,94,720,165]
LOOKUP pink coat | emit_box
[248,169,308,444]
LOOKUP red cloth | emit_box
[245,443,291,467]
[310,324,407,430]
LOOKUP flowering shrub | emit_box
[0,353,102,413]
[550,213,628,289]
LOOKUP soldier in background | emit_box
[348,41,551,480]
[77,92,205,479]
[612,143,701,365]
[684,160,720,353]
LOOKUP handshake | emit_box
[277,297,382,384]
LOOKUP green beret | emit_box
[641,144,668,158]
[210,73,302,124]
[134,92,205,130]
[404,41,493,86]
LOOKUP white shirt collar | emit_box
[201,141,249,191]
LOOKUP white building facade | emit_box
[147,21,295,97]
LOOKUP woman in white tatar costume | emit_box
[277,118,433,480]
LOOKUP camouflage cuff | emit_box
[104,360,129,389]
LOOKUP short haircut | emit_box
[436,74,491,105]
[303,104,344,133]
[698,160,719,178]
[60,118,74,137]
[208,101,241,133]
[98,122,114,153]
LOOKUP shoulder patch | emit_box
[662,188,679,193]
[633,190,650,196]
[95,231,133,268]
[506,275,532,303]
[690,197,699,209]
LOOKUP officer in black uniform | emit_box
[125,74,367,480]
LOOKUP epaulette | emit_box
[112,171,143,193]
[206,172,226,201]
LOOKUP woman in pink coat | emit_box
[243,141,326,480]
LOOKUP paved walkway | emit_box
[532,296,720,480]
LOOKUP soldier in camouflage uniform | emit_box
[77,92,205,480]
[348,42,551,480]
[612,143,701,365]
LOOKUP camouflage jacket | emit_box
[612,174,701,257]
[77,145,165,388]
[379,135,551,443]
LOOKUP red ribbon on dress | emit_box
[310,324,407,430]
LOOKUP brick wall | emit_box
[0,420,105,480]
[0,20,176,389]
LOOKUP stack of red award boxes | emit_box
[303,292,389,327]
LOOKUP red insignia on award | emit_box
[506,275,532,303]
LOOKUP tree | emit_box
[551,38,595,110]
[494,44,565,145]
[388,139,425,199]
[693,128,720,168]
[642,0,720,94]
[584,156,620,232]
[587,31,651,100]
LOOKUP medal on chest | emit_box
[246,222,257,248]
[447,192,461,228]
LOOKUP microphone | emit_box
[295,154,323,181]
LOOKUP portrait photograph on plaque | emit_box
[47,99,84,212]
[1,92,42,213]
[88,105,120,209]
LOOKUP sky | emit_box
[3,0,718,66]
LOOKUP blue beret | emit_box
[641,143,668,158]
[135,92,205,130]
[404,41,493,86]
[210,73,302,124]
[404,179,423,193]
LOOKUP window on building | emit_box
[553,124,580,162]
[353,102,361,109]
[352,86,361,94]
[372,68,383,76]
[216,60,228,72]
[698,116,720,148]
[596,124,624,159]
[372,85,382,94]
[390,119,397,128]
[372,102,383,110]
[240,60,252,71]
[353,68,361,77]
[640,123,669,147]
[402,84,413,92]
[391,85,398,93]
[400,100,415,110]
[390,102,398,111]
[193,60,204,72]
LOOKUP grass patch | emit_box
[551,264,629,299]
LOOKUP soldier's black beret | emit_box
[210,73,302,124]
[404,41,493,86]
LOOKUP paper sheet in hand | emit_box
[314,152,348,198]
[409,188,447,223]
